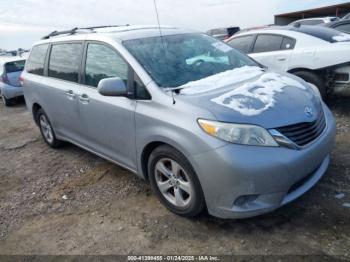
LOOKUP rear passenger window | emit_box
[26,44,49,75]
[84,43,128,88]
[253,35,283,53]
[227,35,255,54]
[281,37,296,50]
[48,43,82,83]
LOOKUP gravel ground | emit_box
[0,98,349,257]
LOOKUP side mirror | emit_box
[98,77,127,97]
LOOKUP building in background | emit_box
[275,2,350,25]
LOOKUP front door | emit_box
[76,42,137,170]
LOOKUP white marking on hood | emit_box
[180,66,264,95]
[211,73,306,116]
[333,33,350,42]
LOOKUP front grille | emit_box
[276,110,326,147]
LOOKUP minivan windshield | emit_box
[123,33,257,88]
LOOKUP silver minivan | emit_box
[23,25,336,219]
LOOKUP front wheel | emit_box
[148,145,205,217]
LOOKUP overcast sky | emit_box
[0,0,349,50]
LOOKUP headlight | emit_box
[198,119,279,147]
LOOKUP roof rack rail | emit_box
[41,25,130,39]
[80,24,130,30]
[42,27,79,40]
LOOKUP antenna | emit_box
[153,0,167,52]
[153,0,176,104]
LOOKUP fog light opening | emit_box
[233,194,259,208]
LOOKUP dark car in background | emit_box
[206,27,240,40]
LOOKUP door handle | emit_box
[65,90,76,99]
[277,57,287,61]
[79,94,89,103]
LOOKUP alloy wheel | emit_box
[154,158,194,208]
[39,114,54,144]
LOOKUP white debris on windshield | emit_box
[333,33,350,42]
[180,66,263,95]
[211,73,306,116]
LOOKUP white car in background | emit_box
[289,17,339,26]
[226,25,350,99]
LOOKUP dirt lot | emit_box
[0,98,349,257]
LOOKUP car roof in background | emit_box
[232,25,347,42]
[324,19,350,28]
[0,56,26,65]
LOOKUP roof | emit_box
[39,25,196,42]
[293,17,336,21]
[276,2,350,18]
[0,56,26,65]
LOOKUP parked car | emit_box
[226,25,350,99]
[289,17,339,26]
[0,57,26,106]
[206,27,240,40]
[341,12,350,21]
[22,25,335,219]
[323,19,350,34]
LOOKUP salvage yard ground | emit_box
[0,98,349,256]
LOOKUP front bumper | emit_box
[190,104,336,219]
[0,83,23,99]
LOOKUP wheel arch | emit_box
[32,103,42,125]
[139,139,192,182]
[288,67,318,74]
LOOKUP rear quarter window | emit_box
[26,44,49,75]
[281,37,296,50]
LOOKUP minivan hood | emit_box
[177,67,322,129]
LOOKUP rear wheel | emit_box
[2,95,13,107]
[293,71,327,100]
[148,145,205,217]
[36,108,63,148]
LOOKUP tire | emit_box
[293,71,327,100]
[36,108,63,148]
[148,145,205,217]
[2,95,13,107]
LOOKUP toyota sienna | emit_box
[22,25,336,219]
